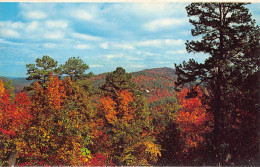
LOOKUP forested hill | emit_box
[0,76,32,93]
[90,67,177,102]
[132,67,176,102]
[1,67,177,102]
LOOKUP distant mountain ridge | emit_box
[0,67,177,101]
[132,67,176,102]
[90,67,177,102]
[0,76,32,93]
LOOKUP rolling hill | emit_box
[0,77,32,93]
[89,67,177,102]
[0,67,177,102]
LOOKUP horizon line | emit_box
[0,66,175,78]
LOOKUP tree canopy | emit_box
[59,57,90,81]
[175,3,260,165]
[2,3,259,166]
[26,55,58,86]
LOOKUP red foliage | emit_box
[0,84,32,136]
[16,160,49,166]
[100,90,135,125]
[87,153,114,166]
[176,86,212,150]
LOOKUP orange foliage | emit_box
[117,90,135,123]
[176,86,212,150]
[100,95,117,125]
[100,90,135,125]
[0,79,32,136]
[26,75,93,165]
[46,73,65,110]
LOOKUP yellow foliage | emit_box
[0,79,4,97]
[143,141,161,161]
[117,90,135,123]
[100,95,117,125]
[15,140,27,156]
[46,74,65,110]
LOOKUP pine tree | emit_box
[100,67,137,94]
[175,3,259,165]
[98,67,160,165]
[59,57,91,81]
[26,55,58,86]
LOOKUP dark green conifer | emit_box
[175,3,260,165]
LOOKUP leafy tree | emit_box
[100,67,137,94]
[26,55,58,86]
[0,79,32,166]
[176,86,212,164]
[21,73,93,165]
[59,57,90,81]
[98,67,161,165]
[150,96,182,166]
[86,153,114,166]
[3,80,14,94]
[175,3,259,165]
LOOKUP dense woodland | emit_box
[0,3,259,166]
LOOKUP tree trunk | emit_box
[213,3,225,166]
[8,149,17,167]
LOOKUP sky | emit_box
[0,3,259,77]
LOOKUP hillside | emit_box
[0,67,177,102]
[0,77,32,93]
[132,67,176,102]
[89,67,177,102]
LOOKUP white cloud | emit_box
[176,50,186,54]
[165,39,184,46]
[155,61,172,65]
[137,40,161,47]
[100,42,134,50]
[0,29,20,38]
[0,21,24,29]
[24,11,47,20]
[26,21,39,32]
[72,10,93,21]
[45,20,68,29]
[166,50,187,55]
[125,56,143,61]
[106,54,123,59]
[136,39,184,47]
[42,43,57,48]
[100,42,109,49]
[90,64,103,68]
[74,44,92,50]
[44,31,64,40]
[143,18,186,31]
[0,21,24,38]
[72,32,102,41]
[130,64,146,68]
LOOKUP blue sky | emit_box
[0,3,259,77]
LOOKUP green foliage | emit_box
[3,80,14,92]
[26,55,58,86]
[19,74,94,165]
[98,67,160,165]
[3,80,15,99]
[59,57,90,81]
[100,67,137,94]
[175,3,260,165]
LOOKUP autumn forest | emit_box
[0,3,259,166]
